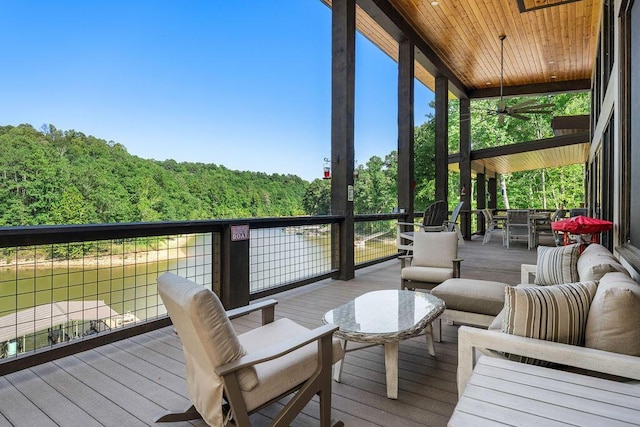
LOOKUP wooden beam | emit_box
[397,38,414,217]
[488,177,497,210]
[459,98,472,239]
[551,115,590,135]
[331,0,356,280]
[477,172,486,235]
[469,132,590,160]
[468,79,591,99]
[435,75,449,205]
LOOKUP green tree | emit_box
[302,179,331,215]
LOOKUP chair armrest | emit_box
[215,324,339,376]
[520,264,537,284]
[227,299,277,325]
[457,326,640,397]
[398,254,412,268]
[418,225,446,232]
[397,221,417,227]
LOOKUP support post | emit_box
[435,75,449,207]
[331,0,356,280]
[398,38,415,224]
[459,98,472,239]
[488,177,497,210]
[221,224,250,309]
[477,172,486,235]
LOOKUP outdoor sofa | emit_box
[449,243,640,425]
[431,242,630,338]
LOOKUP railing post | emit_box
[331,0,356,280]
[220,224,250,309]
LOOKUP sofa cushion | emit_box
[585,272,640,356]
[577,243,629,281]
[412,231,458,268]
[488,284,542,331]
[238,318,344,411]
[534,244,580,286]
[401,266,454,284]
[502,281,597,365]
[431,278,509,316]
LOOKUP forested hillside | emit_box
[1,93,588,226]
[0,124,307,226]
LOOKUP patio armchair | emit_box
[481,208,498,245]
[156,272,344,427]
[397,201,464,254]
[396,200,448,254]
[400,231,462,291]
[535,208,565,245]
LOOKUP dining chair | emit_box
[504,209,534,249]
[482,208,498,245]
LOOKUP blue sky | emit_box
[1,1,434,182]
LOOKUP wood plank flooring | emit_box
[0,231,540,426]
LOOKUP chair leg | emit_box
[154,404,202,423]
[319,372,332,427]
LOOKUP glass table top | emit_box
[322,290,445,343]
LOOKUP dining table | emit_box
[492,210,551,247]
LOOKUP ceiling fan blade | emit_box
[510,113,531,121]
[537,102,555,108]
[510,103,555,113]
[513,109,554,114]
[510,99,538,110]
[498,114,505,125]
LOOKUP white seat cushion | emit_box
[431,278,509,316]
[239,318,344,411]
[401,266,454,284]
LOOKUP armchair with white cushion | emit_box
[400,231,463,291]
[156,272,344,427]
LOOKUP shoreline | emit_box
[0,236,190,269]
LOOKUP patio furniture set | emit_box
[485,208,612,250]
[154,213,638,426]
[443,242,640,425]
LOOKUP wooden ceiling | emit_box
[448,132,590,176]
[324,0,602,99]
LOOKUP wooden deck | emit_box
[0,231,542,427]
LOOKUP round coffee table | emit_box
[322,289,445,399]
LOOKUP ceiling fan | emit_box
[490,35,555,125]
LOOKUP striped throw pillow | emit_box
[534,244,580,285]
[501,281,597,365]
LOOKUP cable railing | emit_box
[0,214,401,372]
[0,233,212,358]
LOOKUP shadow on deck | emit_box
[0,230,541,426]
